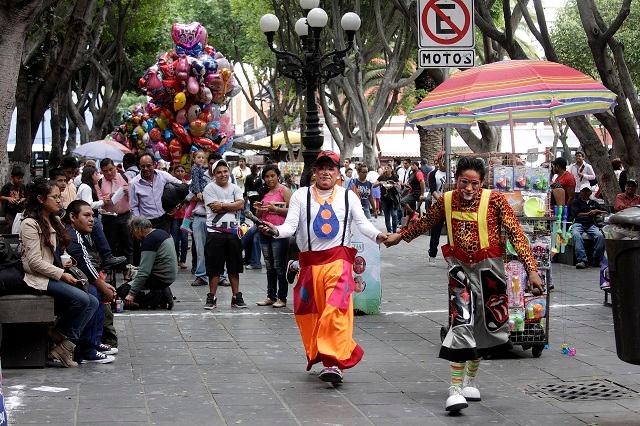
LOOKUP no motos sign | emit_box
[417,0,475,68]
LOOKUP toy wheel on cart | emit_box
[532,345,544,358]
[440,326,448,342]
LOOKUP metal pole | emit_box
[443,70,451,187]
[41,119,46,177]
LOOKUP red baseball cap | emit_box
[314,150,340,166]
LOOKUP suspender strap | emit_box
[306,187,312,251]
[444,191,454,246]
[341,188,349,246]
[477,189,491,249]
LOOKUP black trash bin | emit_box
[605,239,640,365]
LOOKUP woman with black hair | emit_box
[19,178,98,368]
[385,157,543,413]
[254,165,291,308]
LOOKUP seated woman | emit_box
[19,178,98,368]
[64,200,118,359]
[124,216,177,310]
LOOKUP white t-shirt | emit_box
[340,164,356,177]
[397,167,411,185]
[275,185,380,252]
[232,165,248,192]
[76,183,103,210]
[431,169,447,205]
[569,162,596,192]
[203,181,243,229]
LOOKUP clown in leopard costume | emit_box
[385,157,543,412]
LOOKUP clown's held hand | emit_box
[384,233,402,247]
[257,222,279,237]
[375,232,388,244]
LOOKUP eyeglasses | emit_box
[457,178,482,188]
[48,195,62,201]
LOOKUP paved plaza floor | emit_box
[3,222,640,425]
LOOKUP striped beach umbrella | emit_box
[408,60,616,151]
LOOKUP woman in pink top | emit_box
[254,165,292,308]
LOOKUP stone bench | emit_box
[0,294,55,368]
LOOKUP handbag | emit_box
[65,265,89,292]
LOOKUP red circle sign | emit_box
[422,0,471,45]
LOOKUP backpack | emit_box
[0,236,22,272]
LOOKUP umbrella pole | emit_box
[508,108,516,154]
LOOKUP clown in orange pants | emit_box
[258,150,386,384]
[295,246,364,372]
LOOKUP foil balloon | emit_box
[171,122,192,147]
[175,55,190,81]
[187,76,200,95]
[199,87,213,104]
[156,141,170,161]
[192,137,219,152]
[187,104,201,122]
[189,119,207,137]
[175,109,188,125]
[174,92,187,111]
[168,138,183,164]
[149,127,162,141]
[171,22,208,57]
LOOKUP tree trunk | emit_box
[14,72,33,173]
[418,127,444,165]
[49,89,67,170]
[0,1,44,185]
[66,120,77,155]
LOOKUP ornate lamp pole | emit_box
[260,1,361,186]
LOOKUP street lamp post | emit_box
[260,1,361,186]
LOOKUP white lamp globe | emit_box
[299,0,320,10]
[259,14,280,33]
[307,8,328,28]
[295,18,309,36]
[341,12,361,31]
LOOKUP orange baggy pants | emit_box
[295,246,364,370]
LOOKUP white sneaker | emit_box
[445,386,468,412]
[461,376,481,401]
[428,257,436,264]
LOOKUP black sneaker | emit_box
[231,292,248,309]
[204,293,217,310]
[575,261,588,269]
[101,255,127,269]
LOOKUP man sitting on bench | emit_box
[570,186,606,269]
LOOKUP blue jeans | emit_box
[381,198,399,233]
[192,215,208,281]
[170,218,189,263]
[76,284,104,356]
[360,199,372,219]
[571,223,605,265]
[242,225,262,267]
[46,279,98,342]
[260,234,289,301]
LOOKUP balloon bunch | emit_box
[114,22,238,166]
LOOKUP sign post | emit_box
[417,0,475,68]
